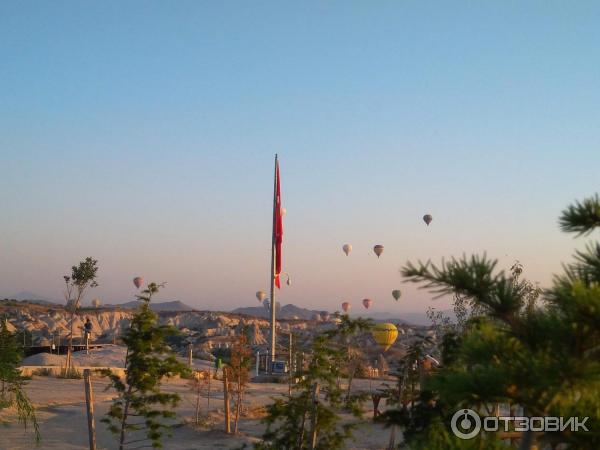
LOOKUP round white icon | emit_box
[451,408,481,439]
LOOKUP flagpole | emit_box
[269,154,278,367]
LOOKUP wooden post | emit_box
[83,369,97,450]
[223,368,231,433]
[387,425,396,450]
[288,332,293,397]
[207,367,211,414]
[194,371,201,425]
[309,382,320,449]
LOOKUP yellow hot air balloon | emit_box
[371,323,399,352]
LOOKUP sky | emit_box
[1,2,599,314]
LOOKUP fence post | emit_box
[223,367,231,434]
[83,369,97,450]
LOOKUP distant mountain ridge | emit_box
[3,291,58,304]
[232,303,321,320]
[105,300,196,312]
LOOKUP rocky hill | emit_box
[232,303,326,320]
[0,300,432,364]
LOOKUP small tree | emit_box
[0,319,40,443]
[229,328,253,434]
[101,283,190,450]
[188,370,210,426]
[255,315,371,450]
[63,257,99,370]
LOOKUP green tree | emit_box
[101,283,190,450]
[63,257,99,370]
[255,315,371,450]
[0,319,40,444]
[378,194,600,450]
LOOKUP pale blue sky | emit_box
[1,2,599,313]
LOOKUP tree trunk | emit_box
[297,408,307,450]
[234,370,242,434]
[119,386,132,450]
[68,311,75,371]
[345,363,356,401]
[309,382,320,449]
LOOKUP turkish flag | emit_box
[274,160,283,288]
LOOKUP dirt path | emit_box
[0,376,396,450]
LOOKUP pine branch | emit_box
[401,254,500,304]
[559,194,600,236]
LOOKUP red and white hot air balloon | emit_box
[133,277,144,289]
[373,245,384,258]
[362,298,373,309]
[342,302,351,313]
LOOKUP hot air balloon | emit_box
[371,323,399,352]
[320,311,330,322]
[392,290,401,301]
[312,313,322,321]
[133,277,144,289]
[363,298,373,309]
[373,245,384,258]
[256,290,267,303]
[91,298,101,308]
[342,244,352,256]
[423,214,433,226]
[342,302,351,313]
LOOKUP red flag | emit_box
[274,160,283,288]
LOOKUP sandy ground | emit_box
[0,372,398,450]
